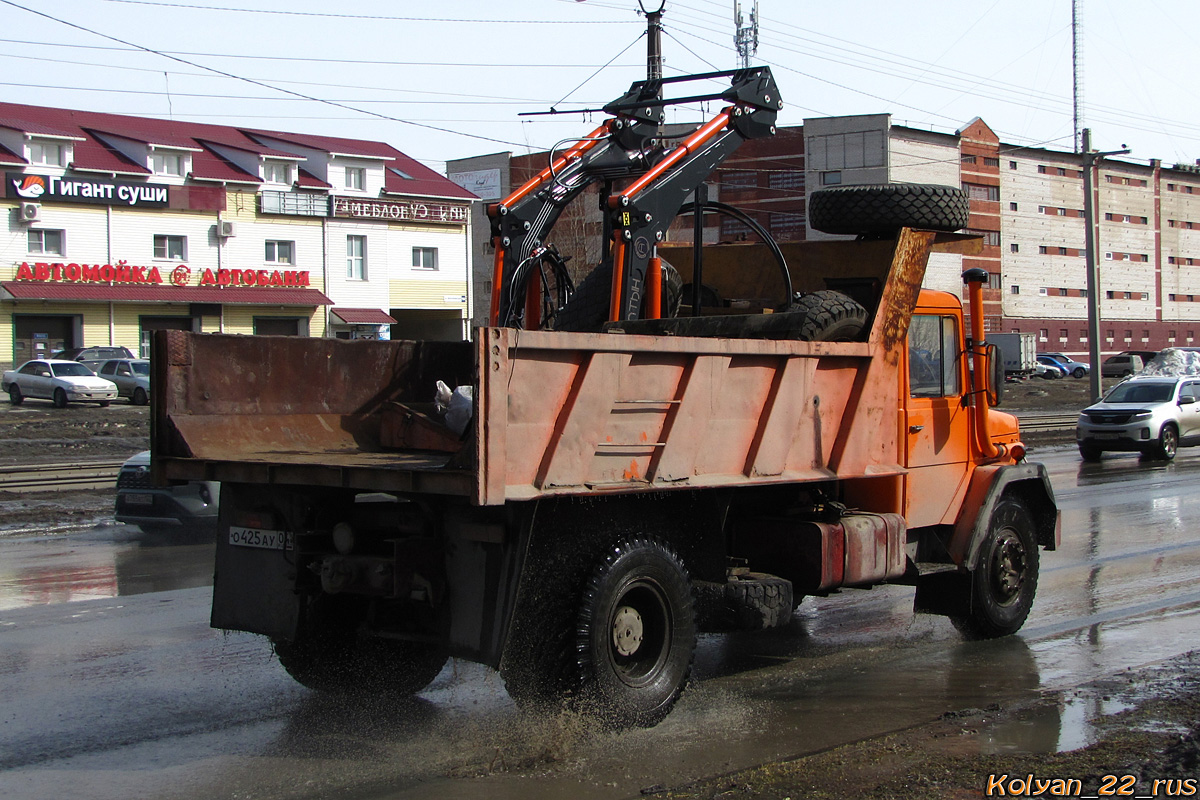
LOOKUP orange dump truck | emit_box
[151,229,1058,728]
[151,69,1057,727]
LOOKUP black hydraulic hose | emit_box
[676,200,793,307]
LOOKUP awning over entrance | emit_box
[330,307,397,324]
[1,282,332,305]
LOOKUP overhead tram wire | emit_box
[96,0,631,24]
[0,0,530,150]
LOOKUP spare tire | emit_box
[556,258,683,332]
[790,290,869,341]
[809,183,969,236]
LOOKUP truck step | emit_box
[914,562,961,576]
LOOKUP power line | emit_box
[97,0,631,24]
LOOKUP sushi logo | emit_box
[13,175,45,198]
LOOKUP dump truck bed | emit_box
[152,231,979,506]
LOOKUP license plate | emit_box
[229,526,292,550]
[125,493,154,506]
[1093,432,1121,440]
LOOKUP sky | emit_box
[0,0,1195,174]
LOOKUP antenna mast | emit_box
[734,1,759,69]
[1072,0,1083,153]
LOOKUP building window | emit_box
[28,141,63,166]
[265,240,294,265]
[722,170,757,188]
[820,170,842,186]
[987,272,1001,289]
[961,155,977,165]
[1038,245,1048,254]
[153,234,186,260]
[150,152,184,176]
[1010,243,1019,253]
[984,157,1000,167]
[1037,165,1048,174]
[345,167,366,191]
[964,183,1000,201]
[263,162,291,184]
[1009,202,1018,211]
[27,228,64,256]
[1106,291,1115,299]
[767,171,804,192]
[412,246,439,271]
[1058,289,1068,296]
[1009,161,1018,170]
[1010,285,1020,294]
[346,235,366,279]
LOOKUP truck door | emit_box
[904,313,972,528]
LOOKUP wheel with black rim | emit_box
[1078,442,1103,462]
[272,596,448,697]
[1147,424,1178,461]
[133,387,148,406]
[7,385,21,406]
[950,497,1039,640]
[575,537,696,728]
[52,388,68,408]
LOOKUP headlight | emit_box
[1130,411,1152,421]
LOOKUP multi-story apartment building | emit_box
[1,103,476,368]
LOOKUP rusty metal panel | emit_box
[841,513,906,586]
[648,354,730,483]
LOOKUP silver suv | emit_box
[1076,377,1200,461]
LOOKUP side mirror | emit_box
[986,342,1003,407]
[1179,396,1196,405]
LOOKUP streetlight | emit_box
[1082,128,1131,402]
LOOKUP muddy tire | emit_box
[53,388,68,408]
[8,385,21,406]
[273,597,447,697]
[576,537,696,728]
[790,290,869,342]
[555,258,682,332]
[951,497,1039,640]
[809,183,969,236]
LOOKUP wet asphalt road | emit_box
[2,442,1200,799]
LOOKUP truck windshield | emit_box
[1103,382,1174,404]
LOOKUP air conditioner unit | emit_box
[217,220,236,238]
[19,202,40,222]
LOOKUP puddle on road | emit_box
[0,525,214,610]
[979,690,1135,754]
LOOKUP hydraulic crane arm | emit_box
[488,67,782,328]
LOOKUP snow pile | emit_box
[1141,348,1200,377]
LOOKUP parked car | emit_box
[114,450,220,532]
[97,358,150,405]
[2,359,119,407]
[1076,376,1200,461]
[1035,355,1068,378]
[1040,352,1090,378]
[52,345,137,372]
[1101,354,1146,378]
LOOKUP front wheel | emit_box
[132,387,148,406]
[52,388,68,408]
[1147,424,1178,461]
[1072,367,1087,379]
[950,497,1039,639]
[7,385,21,406]
[98,400,110,408]
[1078,443,1103,462]
[576,537,696,728]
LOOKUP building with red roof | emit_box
[1,102,478,368]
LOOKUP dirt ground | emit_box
[8,376,1200,797]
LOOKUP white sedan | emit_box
[2,359,119,408]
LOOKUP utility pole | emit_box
[735,1,759,69]
[639,1,666,81]
[1072,0,1083,153]
[1082,127,1131,401]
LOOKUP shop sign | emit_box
[15,261,310,288]
[332,197,468,224]
[8,173,170,208]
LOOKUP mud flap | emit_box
[913,569,970,617]
[210,484,301,641]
